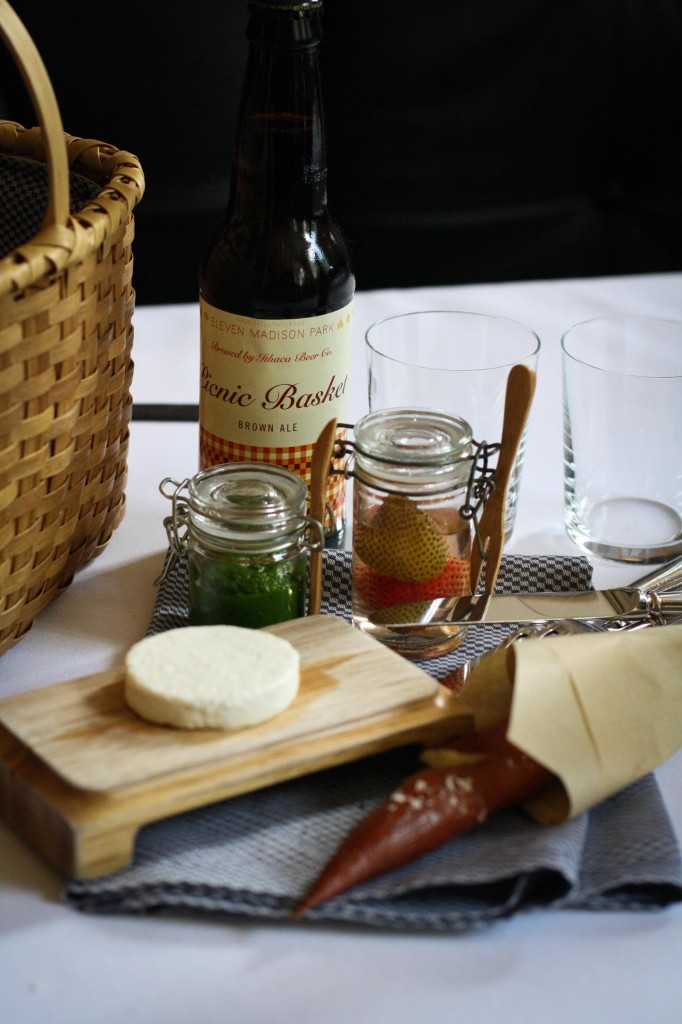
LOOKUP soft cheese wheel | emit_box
[124,625,300,729]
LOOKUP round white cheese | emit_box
[124,625,300,729]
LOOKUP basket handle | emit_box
[0,0,69,228]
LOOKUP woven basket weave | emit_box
[0,1,145,655]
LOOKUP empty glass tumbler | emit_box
[365,311,540,541]
[562,316,682,563]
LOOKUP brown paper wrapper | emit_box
[452,624,682,825]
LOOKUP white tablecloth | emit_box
[1,273,681,1024]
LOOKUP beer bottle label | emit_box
[199,299,353,532]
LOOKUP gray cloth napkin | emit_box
[63,552,682,932]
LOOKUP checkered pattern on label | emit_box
[200,425,347,529]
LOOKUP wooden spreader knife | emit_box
[309,417,338,614]
[469,364,537,594]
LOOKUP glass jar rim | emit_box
[365,310,541,371]
[561,315,682,379]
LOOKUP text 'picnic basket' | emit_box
[0,1,145,655]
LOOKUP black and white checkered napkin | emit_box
[144,549,594,680]
[63,552,682,931]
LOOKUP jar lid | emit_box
[353,408,473,494]
[187,463,307,540]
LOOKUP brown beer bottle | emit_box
[199,0,354,544]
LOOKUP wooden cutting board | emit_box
[0,616,473,879]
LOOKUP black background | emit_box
[2,0,681,306]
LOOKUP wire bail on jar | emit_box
[458,437,501,561]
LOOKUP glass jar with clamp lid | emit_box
[342,408,491,658]
[160,463,324,629]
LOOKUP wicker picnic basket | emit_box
[0,1,145,655]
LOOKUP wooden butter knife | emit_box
[469,364,536,594]
[309,418,338,614]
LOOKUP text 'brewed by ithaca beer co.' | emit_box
[199,0,354,543]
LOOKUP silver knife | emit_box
[365,555,682,632]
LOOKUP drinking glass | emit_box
[365,310,541,540]
[562,315,682,563]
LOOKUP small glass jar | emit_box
[349,408,474,658]
[161,464,324,629]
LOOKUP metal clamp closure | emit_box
[459,439,500,561]
[155,477,191,584]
